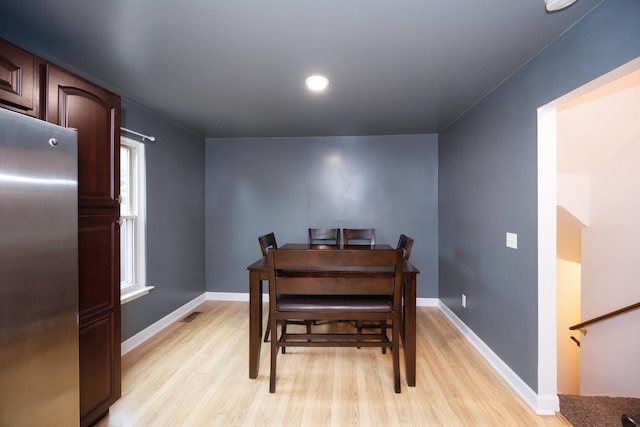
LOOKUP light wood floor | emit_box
[96,301,571,427]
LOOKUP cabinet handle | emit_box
[117,195,122,204]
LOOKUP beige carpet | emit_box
[559,395,640,427]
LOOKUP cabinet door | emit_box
[46,64,120,208]
[78,213,121,427]
[0,38,38,117]
[79,312,120,426]
[78,213,120,320]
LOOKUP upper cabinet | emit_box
[0,38,39,117]
[46,64,121,209]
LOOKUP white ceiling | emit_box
[0,0,604,138]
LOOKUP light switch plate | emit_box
[506,232,518,249]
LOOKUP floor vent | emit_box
[180,311,203,323]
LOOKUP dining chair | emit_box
[357,233,414,351]
[258,233,277,343]
[258,232,311,344]
[396,233,414,260]
[343,228,375,246]
[308,228,341,246]
[258,232,277,257]
[267,248,404,393]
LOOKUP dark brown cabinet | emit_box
[46,64,121,209]
[1,38,122,427]
[78,306,118,422]
[0,38,39,117]
[46,64,122,427]
[76,212,121,416]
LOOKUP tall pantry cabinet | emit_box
[46,64,122,426]
[0,38,121,426]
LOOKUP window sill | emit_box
[121,285,155,305]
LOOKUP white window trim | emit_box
[120,136,154,304]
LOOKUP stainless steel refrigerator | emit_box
[0,108,79,426]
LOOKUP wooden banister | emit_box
[569,301,640,332]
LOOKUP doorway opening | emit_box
[537,57,640,410]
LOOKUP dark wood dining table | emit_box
[246,243,419,387]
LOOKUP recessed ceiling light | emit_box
[305,75,329,92]
[544,0,577,12]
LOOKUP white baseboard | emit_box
[417,297,439,307]
[205,291,249,301]
[121,292,555,415]
[121,293,207,356]
[438,301,558,415]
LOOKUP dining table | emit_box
[246,243,420,387]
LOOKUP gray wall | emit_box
[120,99,206,340]
[205,134,438,297]
[438,0,640,391]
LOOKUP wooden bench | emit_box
[267,247,404,393]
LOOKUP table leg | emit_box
[404,274,416,387]
[400,282,406,344]
[249,270,263,379]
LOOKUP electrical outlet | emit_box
[462,294,467,308]
[506,232,518,249]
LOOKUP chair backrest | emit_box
[308,228,341,246]
[258,232,278,257]
[268,248,403,298]
[343,228,375,246]
[396,234,414,260]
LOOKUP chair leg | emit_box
[281,322,287,354]
[356,321,388,353]
[381,321,387,354]
[270,318,277,393]
[264,315,271,342]
[392,322,400,393]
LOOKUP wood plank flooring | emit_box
[96,301,572,427]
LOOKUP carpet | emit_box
[559,394,640,427]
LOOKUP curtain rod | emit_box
[121,127,156,142]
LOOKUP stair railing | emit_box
[569,301,640,337]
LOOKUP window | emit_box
[120,136,153,303]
